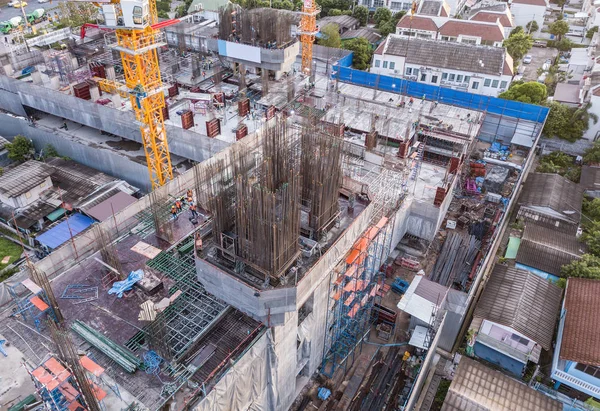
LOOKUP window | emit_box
[431,75,438,84]
[389,62,395,70]
[402,2,411,9]
[449,74,455,81]
[500,80,507,89]
[133,5,143,24]
[373,0,384,7]
[510,334,529,346]
[413,69,419,77]
[472,81,479,90]
[484,78,491,87]
[420,73,426,81]
[441,36,450,41]
[456,75,463,83]
[405,67,412,75]
[375,60,381,68]
[383,61,388,69]
[575,363,600,378]
[464,76,470,83]
[491,79,499,88]
[391,1,402,9]
[461,38,477,45]
[442,73,448,80]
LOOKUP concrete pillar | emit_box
[90,86,100,101]
[105,65,116,80]
[31,70,42,85]
[110,93,122,107]
[3,64,14,76]
[71,57,79,69]
[274,70,283,80]
[49,75,60,90]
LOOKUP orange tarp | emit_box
[91,382,107,401]
[58,382,79,403]
[344,293,355,306]
[332,291,342,301]
[348,304,359,318]
[79,356,104,377]
[344,279,365,292]
[68,401,87,411]
[344,265,358,278]
[32,366,59,391]
[30,296,49,312]
[44,357,70,383]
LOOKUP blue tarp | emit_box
[36,213,94,250]
[108,269,144,298]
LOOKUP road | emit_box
[0,0,62,22]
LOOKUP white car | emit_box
[7,0,19,6]
[37,0,48,3]
[523,55,533,64]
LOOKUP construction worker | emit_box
[187,189,193,201]
[189,202,198,218]
[171,205,178,220]
[409,97,414,106]
[175,199,182,212]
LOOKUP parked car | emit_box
[37,0,48,3]
[523,55,533,64]
[533,41,547,48]
[7,0,19,5]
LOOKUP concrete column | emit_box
[3,64,14,76]
[105,65,116,80]
[31,71,42,85]
[90,86,100,101]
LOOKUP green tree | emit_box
[379,20,397,37]
[343,37,373,70]
[584,141,600,164]
[510,26,524,36]
[549,20,569,41]
[6,135,34,163]
[536,151,580,182]
[503,31,533,61]
[526,20,539,33]
[393,11,406,23]
[329,8,342,15]
[582,220,600,257]
[57,2,97,27]
[587,26,599,39]
[498,81,547,104]
[550,37,574,52]
[543,101,595,142]
[373,7,392,28]
[43,144,59,159]
[561,254,600,279]
[353,5,369,26]
[318,23,341,48]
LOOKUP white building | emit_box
[469,7,516,37]
[395,14,507,47]
[509,0,548,33]
[371,35,514,96]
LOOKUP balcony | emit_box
[552,367,600,398]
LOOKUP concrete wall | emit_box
[0,113,153,191]
[0,75,230,163]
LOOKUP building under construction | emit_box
[0,5,551,410]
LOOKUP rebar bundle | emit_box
[29,266,64,324]
[300,124,343,236]
[93,225,124,280]
[430,232,481,287]
[218,5,295,47]
[149,190,173,243]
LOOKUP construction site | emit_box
[0,2,550,410]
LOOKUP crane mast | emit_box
[87,0,174,189]
[299,0,318,75]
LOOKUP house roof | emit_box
[438,19,505,42]
[473,264,562,350]
[518,172,583,222]
[580,165,600,191]
[0,161,52,198]
[516,223,585,276]
[560,278,600,366]
[341,27,382,44]
[83,191,137,222]
[396,15,440,32]
[0,135,9,151]
[470,11,514,27]
[397,275,448,324]
[419,0,447,16]
[442,357,562,411]
[36,212,94,250]
[318,15,359,31]
[375,35,509,77]
[553,83,580,105]
[511,0,547,6]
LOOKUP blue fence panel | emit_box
[337,52,354,68]
[332,65,549,124]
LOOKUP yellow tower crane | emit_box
[79,0,174,189]
[298,0,319,75]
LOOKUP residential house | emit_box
[469,8,515,37]
[470,265,562,376]
[0,135,9,166]
[317,15,359,35]
[580,165,600,197]
[340,28,382,45]
[395,15,506,47]
[509,0,548,35]
[357,0,454,17]
[516,172,583,235]
[553,83,582,107]
[515,222,586,281]
[552,278,600,400]
[442,357,562,411]
[371,35,514,96]
[568,48,593,85]
[0,158,137,245]
[419,0,451,16]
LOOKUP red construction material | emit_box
[73,82,91,100]
[238,98,250,117]
[206,118,221,137]
[236,124,248,141]
[181,111,194,129]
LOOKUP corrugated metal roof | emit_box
[0,161,51,197]
[581,165,600,191]
[473,264,562,350]
[518,173,583,222]
[515,223,586,276]
[84,191,137,222]
[560,278,600,366]
[318,15,359,31]
[36,213,94,249]
[442,357,562,411]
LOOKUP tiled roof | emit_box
[438,20,505,42]
[470,11,514,27]
[516,223,585,276]
[442,357,562,411]
[340,27,382,44]
[396,15,440,32]
[580,165,600,190]
[512,0,547,6]
[473,264,562,350]
[518,172,583,222]
[560,278,600,366]
[318,15,359,31]
[0,161,52,198]
[420,0,445,15]
[375,35,508,76]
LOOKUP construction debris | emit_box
[429,232,481,288]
